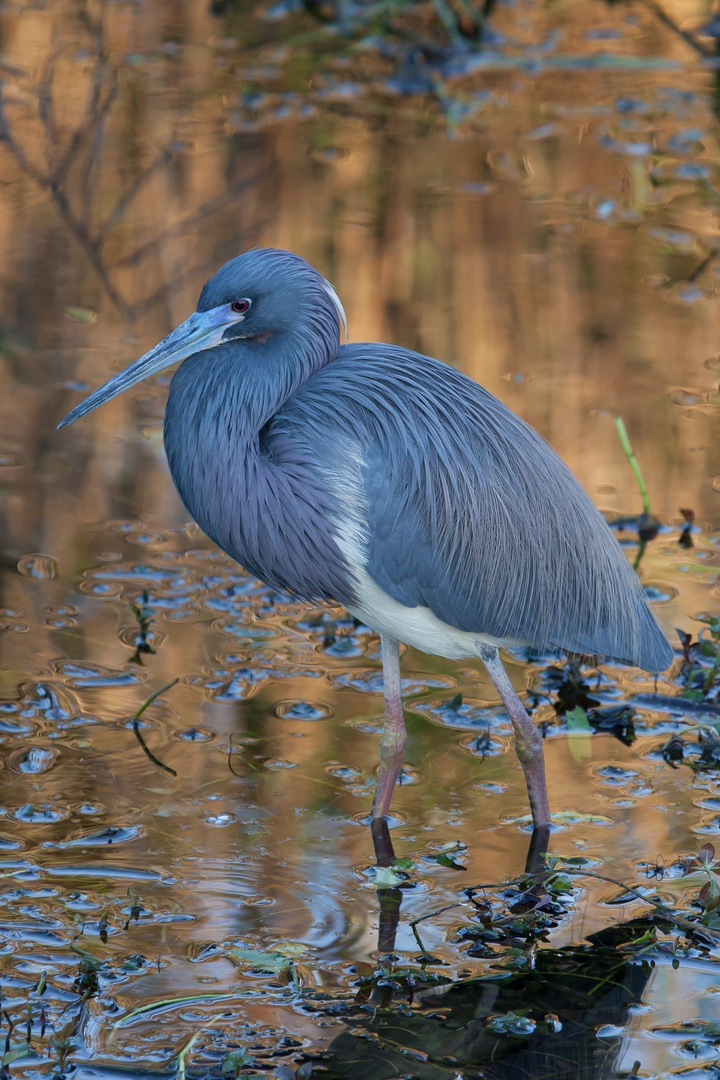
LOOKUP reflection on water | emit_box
[1,0,720,1075]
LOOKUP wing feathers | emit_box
[284,344,672,672]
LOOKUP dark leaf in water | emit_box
[432,852,466,871]
[679,509,695,549]
[466,731,492,757]
[638,512,661,542]
[677,628,693,664]
[545,664,600,715]
[662,734,685,767]
[693,728,720,769]
[587,705,636,745]
[586,918,659,949]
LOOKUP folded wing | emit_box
[280,344,673,672]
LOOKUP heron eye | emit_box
[231,299,251,315]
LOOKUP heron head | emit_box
[57,248,348,429]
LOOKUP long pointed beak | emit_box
[57,305,242,429]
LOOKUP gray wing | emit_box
[281,344,673,672]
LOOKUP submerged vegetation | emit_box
[0,841,719,1077]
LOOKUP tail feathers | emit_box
[630,601,674,672]
[557,596,673,673]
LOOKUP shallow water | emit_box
[2,0,720,1076]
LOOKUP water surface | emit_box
[1,1,720,1076]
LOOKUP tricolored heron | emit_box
[59,248,672,829]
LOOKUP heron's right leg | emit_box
[371,634,407,821]
[480,646,551,829]
[371,817,402,954]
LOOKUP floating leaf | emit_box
[566,706,591,733]
[431,852,466,871]
[374,866,406,887]
[64,306,97,324]
[1,1044,31,1067]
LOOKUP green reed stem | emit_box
[614,415,652,515]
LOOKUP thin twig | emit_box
[409,901,464,930]
[642,0,713,59]
[412,866,720,947]
[688,247,720,284]
[0,85,129,314]
[563,867,720,943]
[98,147,175,241]
[37,46,61,157]
[109,175,271,273]
[410,921,427,954]
[131,679,178,776]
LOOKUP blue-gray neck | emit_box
[171,327,334,440]
[162,328,354,603]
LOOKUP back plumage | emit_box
[278,344,672,672]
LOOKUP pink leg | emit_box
[371,634,407,821]
[480,646,551,828]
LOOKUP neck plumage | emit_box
[173,330,332,439]
[162,331,353,604]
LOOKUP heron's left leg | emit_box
[371,634,407,821]
[480,646,551,829]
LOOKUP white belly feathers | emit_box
[344,559,521,659]
[325,438,525,659]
